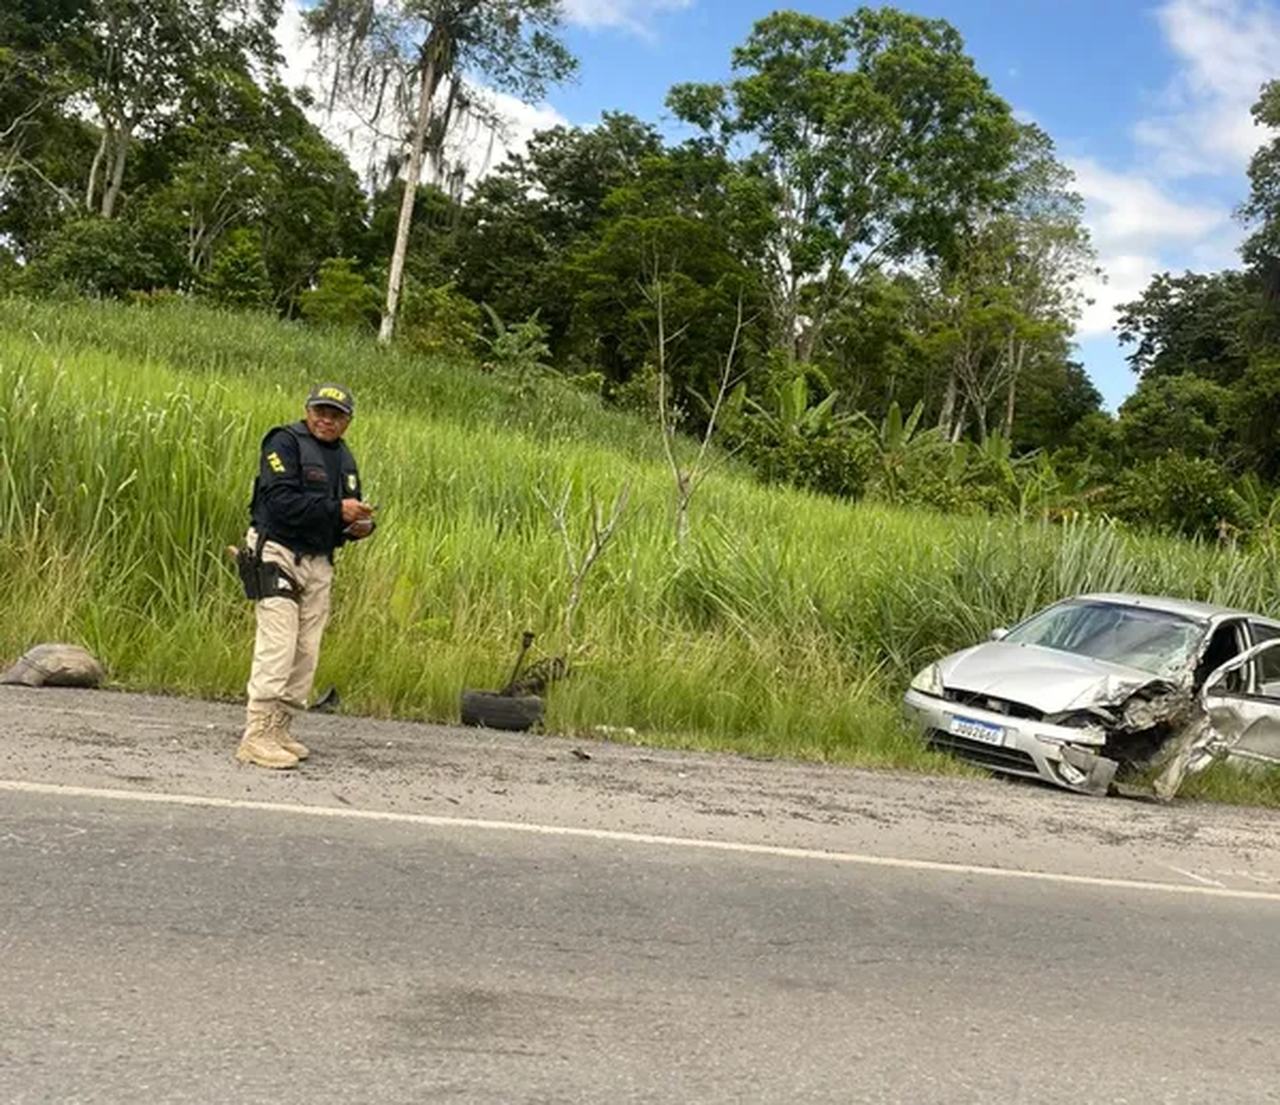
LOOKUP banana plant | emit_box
[745,369,850,440]
[852,400,947,503]
[1226,473,1280,541]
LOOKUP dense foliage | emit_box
[3,3,1279,539]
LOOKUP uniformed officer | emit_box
[235,384,374,769]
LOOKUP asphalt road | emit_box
[2,688,1280,1104]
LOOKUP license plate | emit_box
[949,716,1005,746]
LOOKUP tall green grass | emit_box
[3,297,1280,800]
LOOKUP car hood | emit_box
[937,641,1170,715]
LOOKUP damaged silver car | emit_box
[903,592,1280,798]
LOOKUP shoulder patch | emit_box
[267,451,286,474]
[347,473,358,491]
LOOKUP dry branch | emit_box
[538,481,632,642]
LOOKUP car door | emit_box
[1251,622,1280,697]
[1199,623,1280,768]
[1195,618,1248,691]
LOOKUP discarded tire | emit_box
[460,689,544,732]
[310,686,341,713]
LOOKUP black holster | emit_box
[235,534,301,603]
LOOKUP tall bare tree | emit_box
[931,125,1096,441]
[306,0,575,344]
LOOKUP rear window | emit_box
[1004,601,1205,677]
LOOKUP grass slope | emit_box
[3,297,1279,805]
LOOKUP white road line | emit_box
[1163,864,1226,888]
[4,778,1280,904]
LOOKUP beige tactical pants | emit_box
[242,528,334,739]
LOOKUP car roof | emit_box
[1070,592,1258,623]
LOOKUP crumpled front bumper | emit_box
[903,689,1119,796]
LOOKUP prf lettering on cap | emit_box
[317,387,347,403]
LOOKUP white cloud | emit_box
[276,0,313,92]
[561,0,693,35]
[274,2,569,191]
[1068,157,1226,251]
[1065,157,1231,336]
[1060,4,1278,344]
[1137,0,1280,176]
[1076,254,1156,337]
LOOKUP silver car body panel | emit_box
[905,594,1280,799]
[934,641,1167,717]
[1069,591,1246,622]
[1153,639,1280,797]
[904,687,1118,796]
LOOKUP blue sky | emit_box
[282,1,1280,410]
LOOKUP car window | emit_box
[1197,621,1246,693]
[1003,601,1205,676]
[1249,623,1280,699]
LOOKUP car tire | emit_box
[460,689,544,732]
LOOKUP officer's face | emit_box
[305,403,351,442]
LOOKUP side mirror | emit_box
[989,627,1009,642]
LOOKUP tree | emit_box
[564,142,770,406]
[924,124,1096,442]
[1228,355,1280,480]
[483,113,664,244]
[451,113,663,349]
[300,257,381,328]
[814,269,932,420]
[142,70,282,275]
[305,0,576,344]
[989,126,1097,437]
[1115,270,1254,385]
[0,0,95,257]
[364,178,461,288]
[202,227,272,308]
[25,213,181,296]
[79,0,280,219]
[1013,359,1103,454]
[1108,452,1239,540]
[1241,80,1280,278]
[924,244,1028,442]
[1114,373,1233,464]
[142,78,367,307]
[667,8,1019,363]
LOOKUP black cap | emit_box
[306,383,355,416]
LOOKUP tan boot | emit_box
[272,709,310,761]
[235,730,299,769]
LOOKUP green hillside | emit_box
[4,297,1280,804]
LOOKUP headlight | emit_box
[910,663,944,697]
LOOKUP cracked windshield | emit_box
[1003,602,1204,676]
